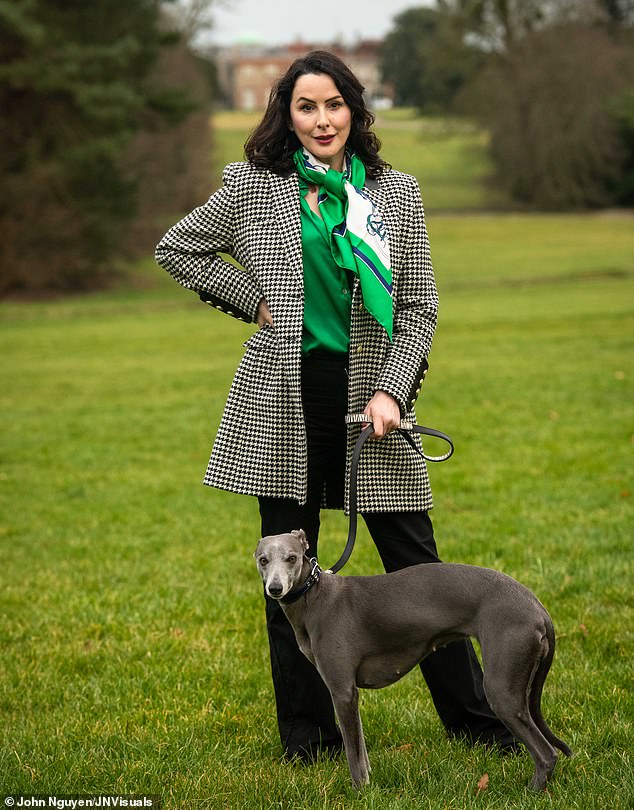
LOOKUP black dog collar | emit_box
[280,556,322,604]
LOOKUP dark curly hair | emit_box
[244,50,390,179]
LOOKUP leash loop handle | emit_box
[326,419,454,575]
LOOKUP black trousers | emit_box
[259,352,511,757]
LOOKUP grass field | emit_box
[2,105,633,807]
[1,203,633,808]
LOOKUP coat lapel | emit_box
[364,176,395,268]
[268,171,303,276]
[363,176,387,220]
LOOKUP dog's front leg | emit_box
[330,684,370,789]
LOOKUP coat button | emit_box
[356,345,363,353]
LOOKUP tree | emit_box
[466,23,634,207]
[449,0,634,207]
[121,42,215,254]
[380,8,441,107]
[380,6,484,111]
[609,88,634,202]
[598,0,634,25]
[440,0,609,49]
[440,0,547,48]
[0,0,214,295]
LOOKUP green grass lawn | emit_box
[1,210,632,807]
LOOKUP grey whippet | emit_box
[254,529,572,791]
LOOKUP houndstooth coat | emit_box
[155,162,439,512]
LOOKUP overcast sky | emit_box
[209,0,431,47]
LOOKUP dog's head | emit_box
[254,529,309,599]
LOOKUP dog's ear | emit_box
[253,538,263,558]
[291,528,309,551]
[294,529,309,551]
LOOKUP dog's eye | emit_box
[259,557,268,567]
[287,555,297,564]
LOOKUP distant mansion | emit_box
[214,39,392,111]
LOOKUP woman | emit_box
[156,50,515,760]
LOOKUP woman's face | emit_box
[289,72,352,172]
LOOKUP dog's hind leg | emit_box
[329,684,370,789]
[529,623,573,759]
[481,628,559,791]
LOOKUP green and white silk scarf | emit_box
[294,147,393,340]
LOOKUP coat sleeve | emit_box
[373,175,439,413]
[154,163,263,323]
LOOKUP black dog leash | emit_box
[325,417,454,575]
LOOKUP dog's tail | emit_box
[529,617,573,758]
